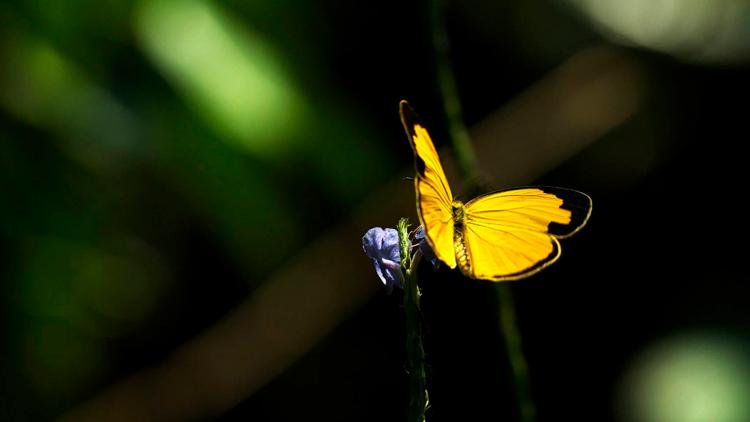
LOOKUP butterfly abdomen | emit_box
[452,201,472,276]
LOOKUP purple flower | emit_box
[362,227,405,293]
[415,226,440,269]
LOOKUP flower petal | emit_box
[363,227,406,292]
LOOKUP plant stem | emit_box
[404,259,427,422]
[428,3,536,421]
[429,0,479,192]
[398,218,428,422]
[498,284,536,422]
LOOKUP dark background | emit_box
[2,0,750,421]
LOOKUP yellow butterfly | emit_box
[400,100,592,281]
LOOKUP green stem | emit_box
[428,3,536,421]
[429,0,479,192]
[398,218,428,422]
[498,284,536,422]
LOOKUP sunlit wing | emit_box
[400,100,457,269]
[460,187,592,280]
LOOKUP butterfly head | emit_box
[451,200,465,224]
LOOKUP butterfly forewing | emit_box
[460,187,591,280]
[536,187,593,238]
[400,101,457,269]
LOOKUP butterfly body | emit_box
[451,203,473,276]
[401,100,592,282]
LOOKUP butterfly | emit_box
[400,100,592,281]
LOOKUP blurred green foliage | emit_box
[1,0,395,417]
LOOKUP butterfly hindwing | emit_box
[460,187,591,280]
[461,221,561,281]
[400,101,457,269]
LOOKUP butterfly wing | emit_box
[400,100,457,269]
[460,187,592,281]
